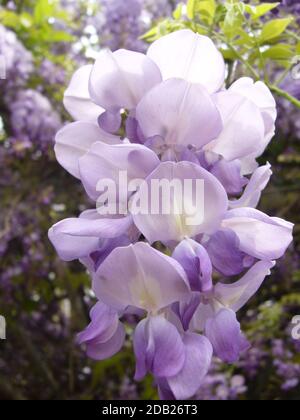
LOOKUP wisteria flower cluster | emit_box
[93,0,181,52]
[0,24,33,90]
[8,89,62,151]
[49,30,293,400]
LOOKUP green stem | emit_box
[193,23,300,109]
[269,84,300,109]
[286,30,300,42]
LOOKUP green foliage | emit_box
[0,0,74,54]
[143,0,300,109]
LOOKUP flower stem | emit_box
[269,85,300,109]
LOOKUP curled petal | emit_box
[222,208,294,260]
[89,49,162,111]
[133,316,185,380]
[167,333,213,400]
[173,239,213,293]
[208,91,265,161]
[63,64,103,121]
[132,161,228,244]
[86,322,126,361]
[229,77,277,138]
[173,294,201,332]
[136,79,222,148]
[211,159,248,195]
[215,260,275,312]
[206,229,253,276]
[55,121,120,179]
[98,111,122,134]
[93,242,190,313]
[229,163,272,209]
[147,29,225,93]
[191,303,215,333]
[48,212,132,261]
[79,141,159,201]
[77,302,119,345]
[205,308,250,363]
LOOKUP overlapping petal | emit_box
[79,141,160,201]
[76,302,125,361]
[48,212,133,261]
[63,64,103,121]
[134,316,186,380]
[222,208,294,260]
[229,77,277,139]
[205,308,250,363]
[166,333,213,400]
[55,121,120,178]
[132,161,228,244]
[89,49,162,112]
[208,91,266,161]
[173,239,213,293]
[229,163,272,209]
[93,242,190,313]
[136,78,222,148]
[211,159,248,195]
[205,229,251,276]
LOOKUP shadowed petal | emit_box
[173,239,213,293]
[86,322,126,361]
[211,159,248,195]
[77,302,119,345]
[206,229,250,276]
[167,333,213,400]
[133,316,185,380]
[205,308,250,363]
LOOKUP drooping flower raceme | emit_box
[49,29,293,399]
[9,89,62,150]
[0,24,33,92]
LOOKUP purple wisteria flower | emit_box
[8,89,62,150]
[49,29,294,399]
[92,0,182,53]
[0,24,33,91]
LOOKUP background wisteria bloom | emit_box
[0,0,300,401]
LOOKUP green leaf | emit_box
[173,3,183,20]
[262,44,294,60]
[245,3,280,20]
[20,12,33,29]
[196,0,216,25]
[222,3,245,40]
[260,18,294,43]
[141,26,160,42]
[0,10,20,29]
[34,0,55,25]
[187,0,196,19]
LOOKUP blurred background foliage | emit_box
[0,0,300,400]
